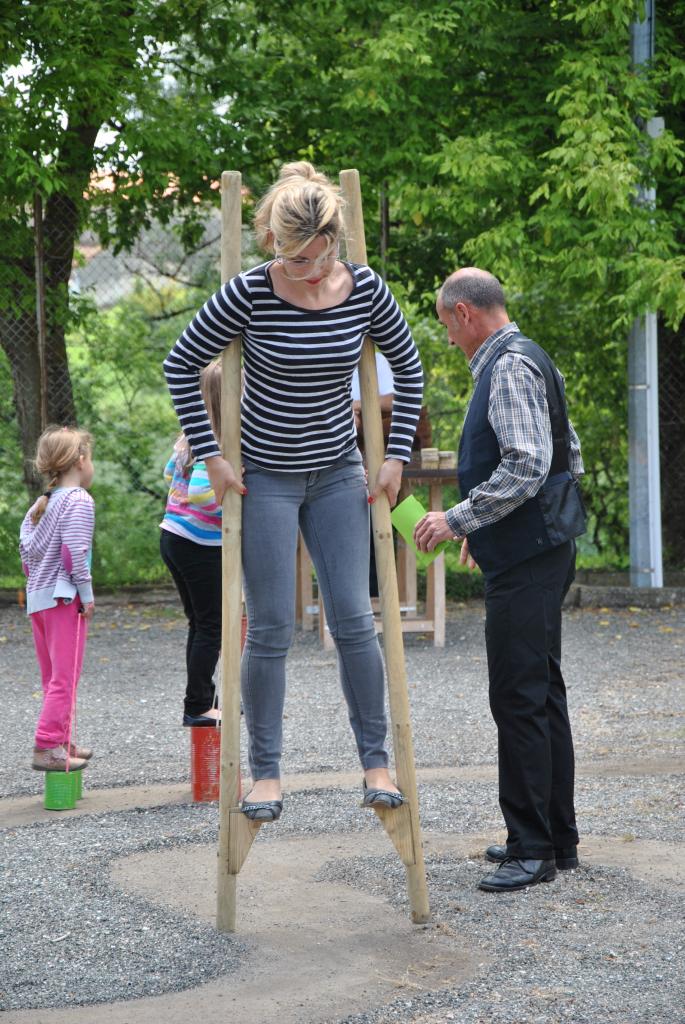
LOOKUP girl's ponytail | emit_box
[30,479,58,526]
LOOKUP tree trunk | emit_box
[379,180,389,278]
[0,118,99,496]
[0,210,77,496]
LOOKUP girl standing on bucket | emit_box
[20,426,96,773]
[164,161,423,821]
[160,360,224,727]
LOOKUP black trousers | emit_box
[159,530,222,717]
[484,539,579,860]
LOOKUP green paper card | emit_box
[391,494,450,568]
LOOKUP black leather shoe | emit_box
[554,847,580,869]
[478,857,557,892]
[486,844,579,870]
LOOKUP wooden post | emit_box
[429,481,446,647]
[216,170,260,933]
[339,169,430,924]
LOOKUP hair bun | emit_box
[278,161,326,185]
[254,162,343,256]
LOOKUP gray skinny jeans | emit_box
[240,447,388,780]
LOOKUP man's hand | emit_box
[369,459,403,508]
[414,511,457,552]
[459,537,478,572]
[205,455,246,504]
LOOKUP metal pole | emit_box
[628,0,663,588]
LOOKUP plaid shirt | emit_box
[445,322,584,539]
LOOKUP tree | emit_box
[223,0,685,560]
[0,0,254,491]
[2,0,683,561]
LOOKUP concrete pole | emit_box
[628,0,663,588]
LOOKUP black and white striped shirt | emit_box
[163,261,424,471]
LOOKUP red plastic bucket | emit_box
[189,615,247,803]
[190,725,222,802]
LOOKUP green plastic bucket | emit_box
[72,770,83,801]
[390,494,450,568]
[44,770,78,811]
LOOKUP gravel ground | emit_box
[0,598,683,1019]
[0,804,245,1010]
[325,852,684,1024]
[1,599,683,796]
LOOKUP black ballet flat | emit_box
[240,797,283,822]
[361,779,405,809]
[183,712,220,727]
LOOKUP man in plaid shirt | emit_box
[415,267,586,894]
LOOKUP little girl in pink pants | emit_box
[20,426,96,773]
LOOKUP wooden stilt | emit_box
[216,170,260,933]
[340,169,431,924]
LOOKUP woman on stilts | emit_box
[164,161,423,820]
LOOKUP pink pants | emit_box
[31,600,88,749]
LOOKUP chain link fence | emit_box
[1,193,683,585]
[659,321,685,568]
[0,192,227,585]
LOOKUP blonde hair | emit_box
[31,426,93,524]
[253,161,344,257]
[174,360,223,470]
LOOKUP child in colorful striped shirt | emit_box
[160,360,225,726]
[20,426,96,773]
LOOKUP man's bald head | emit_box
[438,268,506,313]
[436,267,510,359]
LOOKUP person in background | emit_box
[351,350,394,598]
[415,267,585,893]
[20,426,96,773]
[160,360,224,727]
[164,161,423,822]
[351,350,394,436]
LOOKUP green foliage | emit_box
[89,481,169,589]
[0,278,191,589]
[1,0,684,584]
[68,287,182,495]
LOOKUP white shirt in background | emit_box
[351,352,394,400]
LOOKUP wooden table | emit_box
[296,465,458,649]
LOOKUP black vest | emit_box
[458,332,586,578]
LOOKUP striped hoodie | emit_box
[159,454,222,545]
[19,487,95,614]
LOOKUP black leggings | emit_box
[160,530,221,717]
